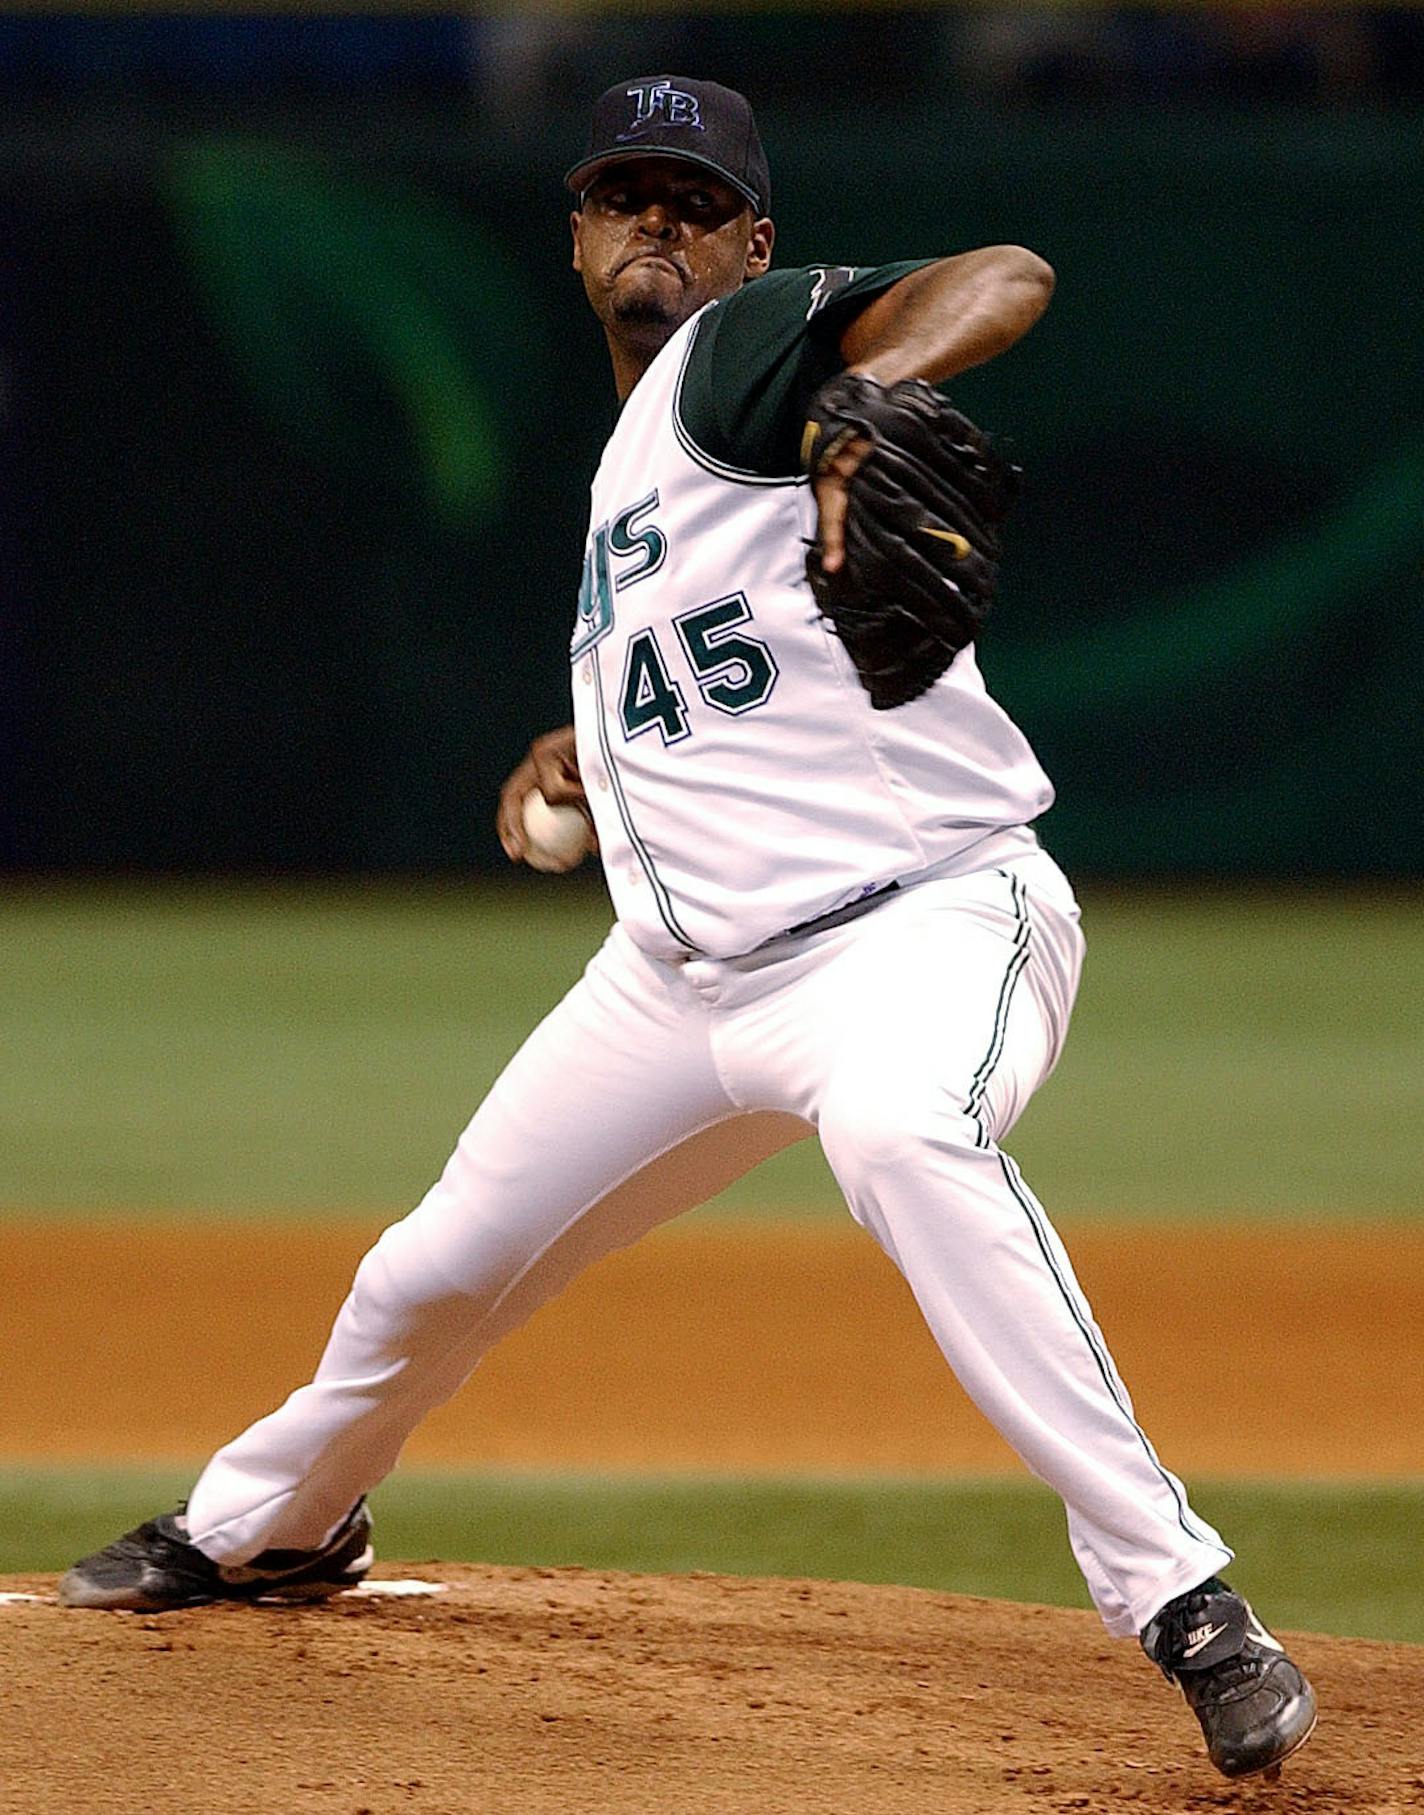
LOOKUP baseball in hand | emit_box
[521,788,595,872]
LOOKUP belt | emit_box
[780,879,901,943]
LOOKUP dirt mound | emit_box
[2,1566,1418,1814]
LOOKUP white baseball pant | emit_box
[184,847,1230,1636]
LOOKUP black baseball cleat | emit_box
[1140,1577,1317,1779]
[57,1499,374,1611]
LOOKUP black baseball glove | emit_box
[801,373,1019,710]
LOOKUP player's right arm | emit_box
[836,248,1053,389]
[496,724,584,862]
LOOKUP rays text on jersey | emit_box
[571,491,668,659]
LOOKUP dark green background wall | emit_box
[10,105,1422,873]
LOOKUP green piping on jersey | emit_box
[590,649,702,954]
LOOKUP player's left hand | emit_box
[811,432,872,576]
[801,372,1019,710]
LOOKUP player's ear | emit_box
[745,216,774,280]
[571,210,584,273]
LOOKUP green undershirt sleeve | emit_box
[674,260,935,482]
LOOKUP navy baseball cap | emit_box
[565,76,771,216]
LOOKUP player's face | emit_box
[571,159,774,347]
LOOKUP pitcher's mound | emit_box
[1,1564,1416,1813]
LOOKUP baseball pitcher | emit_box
[62,76,1315,1784]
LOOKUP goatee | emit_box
[612,293,678,326]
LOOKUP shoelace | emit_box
[109,1519,204,1568]
[1181,1652,1267,1697]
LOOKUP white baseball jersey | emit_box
[571,262,1055,962]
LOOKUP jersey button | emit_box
[627,867,642,886]
[595,772,609,792]
[580,663,593,685]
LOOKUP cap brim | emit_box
[564,146,762,213]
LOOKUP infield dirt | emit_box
[5,1219,1422,1473]
[3,1563,1421,1814]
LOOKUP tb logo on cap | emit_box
[617,80,703,140]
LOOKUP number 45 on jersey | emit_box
[573,490,780,745]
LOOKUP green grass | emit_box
[2,880,1421,1220]
[2,1464,1420,1644]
